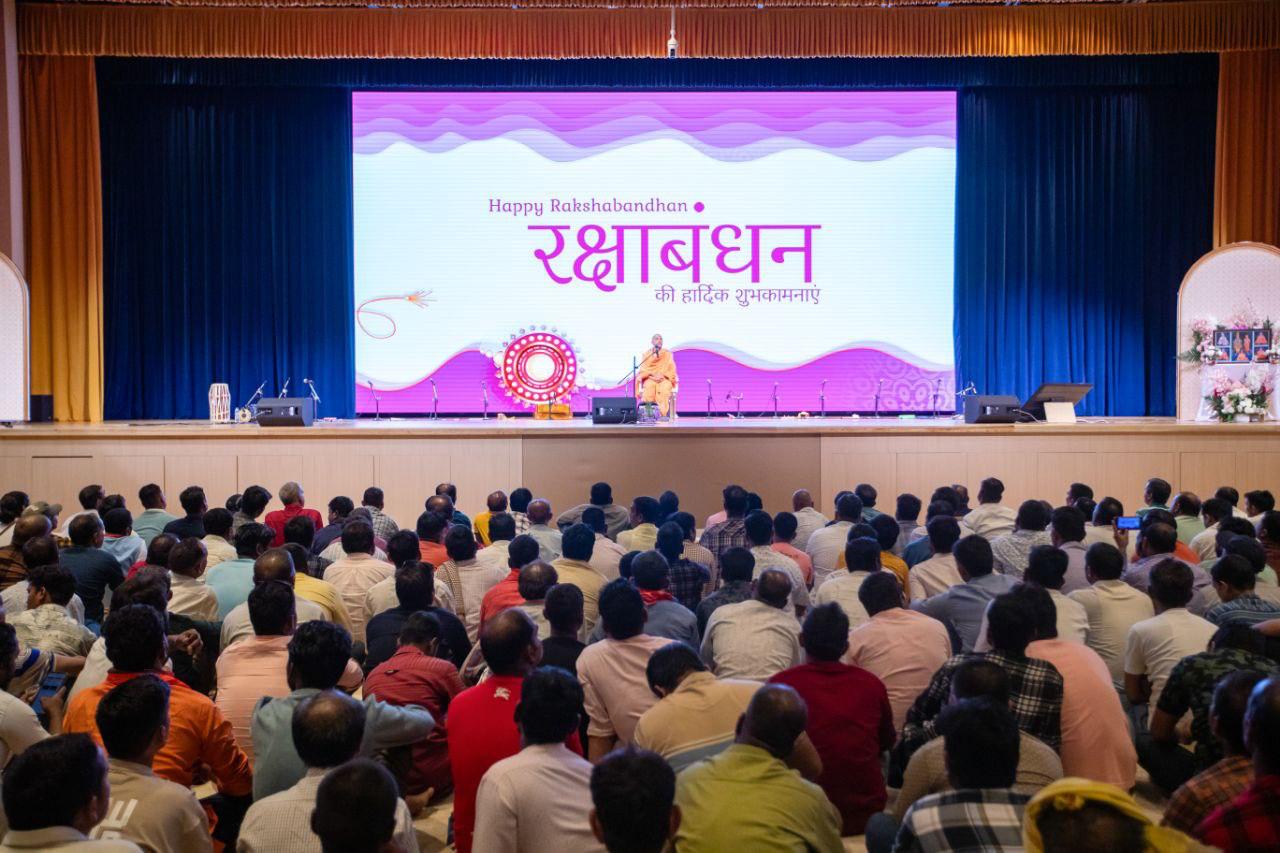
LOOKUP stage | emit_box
[3,417,1278,529]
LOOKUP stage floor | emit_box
[3,416,1277,531]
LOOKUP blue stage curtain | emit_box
[955,85,1217,416]
[97,56,1217,418]
[98,84,354,420]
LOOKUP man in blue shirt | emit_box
[60,513,124,626]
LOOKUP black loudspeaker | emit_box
[963,395,1020,424]
[256,397,315,427]
[28,395,53,423]
[590,396,637,424]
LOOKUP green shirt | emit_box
[674,743,843,852]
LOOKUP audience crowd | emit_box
[0,474,1277,852]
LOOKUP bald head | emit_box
[527,500,552,525]
[755,568,792,609]
[517,560,559,602]
[11,513,51,546]
[253,548,296,584]
[738,683,808,758]
[424,494,453,518]
[791,490,814,512]
[1246,676,1280,773]
[479,608,541,677]
[292,690,366,769]
[487,491,509,512]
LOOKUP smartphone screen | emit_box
[1116,516,1141,531]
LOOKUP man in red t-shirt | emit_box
[478,534,540,629]
[264,482,322,547]
[769,601,895,836]
[447,608,582,853]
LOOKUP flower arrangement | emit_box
[1205,366,1274,422]
[1179,311,1274,365]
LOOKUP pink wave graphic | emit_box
[353,92,956,162]
[356,346,955,415]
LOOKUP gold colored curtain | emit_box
[17,0,1280,60]
[21,56,103,422]
[1214,49,1280,248]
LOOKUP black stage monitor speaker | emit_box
[964,395,1020,424]
[257,397,315,427]
[591,396,637,424]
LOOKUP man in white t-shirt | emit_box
[1123,558,1217,718]
[1068,542,1154,690]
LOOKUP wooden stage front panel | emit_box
[2,417,1279,530]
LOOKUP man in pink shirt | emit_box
[576,578,670,761]
[1016,583,1136,789]
[843,572,951,731]
[215,581,361,761]
[264,482,323,547]
[772,512,814,587]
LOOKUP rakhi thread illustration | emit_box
[356,290,436,339]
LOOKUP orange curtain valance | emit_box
[18,0,1280,59]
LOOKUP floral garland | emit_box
[1179,310,1276,365]
[1206,365,1274,422]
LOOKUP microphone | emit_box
[932,377,943,417]
[772,382,780,418]
[303,378,321,404]
[279,377,290,398]
[481,381,489,419]
[819,379,828,418]
[874,378,884,417]
[429,378,439,419]
[706,379,713,418]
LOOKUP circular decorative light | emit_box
[498,331,581,407]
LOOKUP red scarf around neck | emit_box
[639,589,674,606]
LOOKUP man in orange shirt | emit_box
[416,511,450,567]
[637,333,678,418]
[63,603,252,844]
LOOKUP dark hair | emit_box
[1215,670,1269,755]
[939,698,1020,789]
[544,583,584,633]
[178,486,205,516]
[1171,492,1202,519]
[488,512,517,543]
[844,537,881,573]
[327,495,354,518]
[27,564,76,606]
[1199,497,1231,525]
[1145,478,1172,505]
[282,514,316,549]
[868,513,900,552]
[518,561,559,601]
[1261,510,1280,544]
[386,530,421,569]
[97,494,125,517]
[103,604,166,672]
[977,478,1004,504]
[203,507,233,538]
[502,534,537,571]
[518,667,583,744]
[144,533,177,568]
[657,490,679,521]
[312,759,400,853]
[1015,499,1051,532]
[655,522,684,561]
[1050,507,1086,543]
[1035,797,1146,853]
[293,690,367,769]
[167,537,205,577]
[1010,582,1058,640]
[589,482,613,506]
[444,524,477,561]
[581,506,607,534]
[1026,545,1069,590]
[0,624,15,683]
[719,547,755,583]
[20,536,58,571]
[1213,485,1240,506]
[926,515,961,553]
[240,485,272,517]
[479,609,538,676]
[849,522,877,542]
[509,487,533,513]
[598,578,646,640]
[249,580,296,636]
[78,484,105,510]
[1211,622,1264,656]
[1140,522,1178,557]
[951,658,1010,703]
[854,483,878,508]
[1148,558,1195,608]
[2,734,106,831]
[111,572,169,613]
[1092,497,1124,527]
[1212,553,1257,590]
[1223,532,1266,572]
[835,492,864,521]
[1085,542,1125,581]
[392,561,434,610]
[362,486,384,508]
[771,511,798,543]
[288,621,354,690]
[618,552,638,581]
[591,748,676,853]
[858,571,902,616]
[415,511,449,543]
[68,512,102,547]
[645,642,705,694]
[931,486,963,513]
[340,520,376,556]
[138,483,165,510]
[1067,482,1094,502]
[742,510,773,547]
[632,496,661,525]
[630,551,670,592]
[953,535,994,578]
[985,591,1037,655]
[96,673,169,760]
[800,603,849,662]
[102,507,133,536]
[235,522,274,557]
[896,493,922,521]
[722,485,749,517]
[561,523,596,562]
[225,494,242,513]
